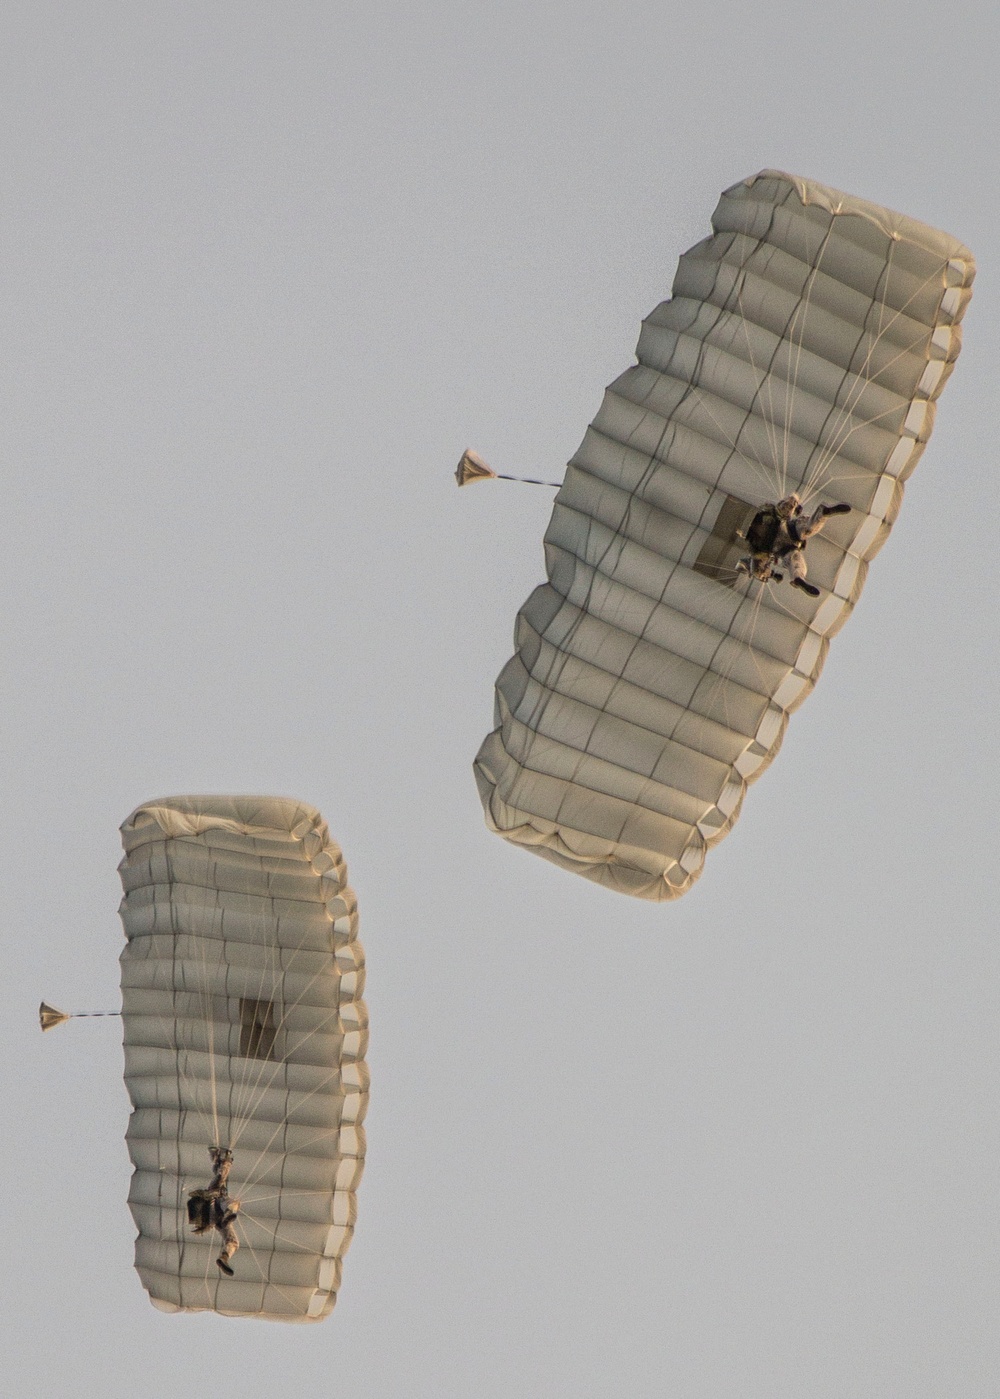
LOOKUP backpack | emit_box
[745,506,782,556]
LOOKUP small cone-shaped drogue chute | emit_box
[455,448,561,488]
[39,1001,71,1032]
[455,448,497,486]
[39,1001,120,1031]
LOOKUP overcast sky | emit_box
[2,3,998,1397]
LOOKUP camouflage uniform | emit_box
[215,1200,241,1274]
[187,1147,241,1274]
[739,495,850,594]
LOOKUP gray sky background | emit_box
[2,2,997,1396]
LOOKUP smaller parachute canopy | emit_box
[39,1002,71,1032]
[456,448,496,486]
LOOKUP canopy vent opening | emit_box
[239,997,278,1061]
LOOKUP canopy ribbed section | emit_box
[475,171,974,901]
[119,795,367,1321]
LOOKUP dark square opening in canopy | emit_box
[240,997,277,1060]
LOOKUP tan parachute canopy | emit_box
[119,795,367,1321]
[474,170,974,901]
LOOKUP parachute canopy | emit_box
[475,171,974,901]
[120,795,367,1321]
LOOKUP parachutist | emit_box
[187,1146,240,1275]
[739,495,850,597]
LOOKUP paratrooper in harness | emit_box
[187,1146,241,1276]
[737,494,851,597]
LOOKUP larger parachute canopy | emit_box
[119,795,367,1321]
[474,171,974,901]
